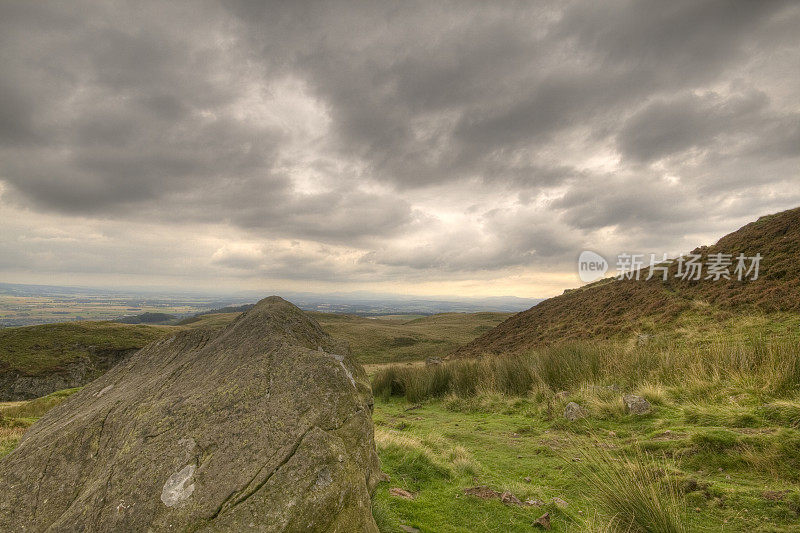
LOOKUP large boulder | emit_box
[0,296,382,532]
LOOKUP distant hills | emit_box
[455,206,800,357]
[0,283,542,327]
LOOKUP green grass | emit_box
[0,322,172,375]
[370,390,800,532]
[369,334,800,531]
[0,387,81,458]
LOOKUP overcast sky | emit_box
[1,1,798,297]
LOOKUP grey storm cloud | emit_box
[0,0,798,288]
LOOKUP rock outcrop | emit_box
[0,296,382,532]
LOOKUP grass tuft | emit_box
[576,445,687,533]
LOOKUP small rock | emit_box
[622,394,651,415]
[552,497,568,508]
[389,487,414,500]
[464,486,501,500]
[762,490,788,501]
[534,512,551,530]
[425,356,443,365]
[400,526,420,533]
[563,402,587,421]
[525,499,545,507]
[501,491,523,505]
[524,476,532,483]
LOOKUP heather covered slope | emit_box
[455,207,800,358]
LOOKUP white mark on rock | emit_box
[327,353,356,388]
[95,385,114,398]
[160,464,196,507]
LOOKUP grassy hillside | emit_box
[456,206,800,358]
[309,312,511,364]
[177,312,242,330]
[0,322,172,375]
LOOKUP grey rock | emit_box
[563,402,587,421]
[425,356,443,365]
[623,394,652,415]
[0,296,381,532]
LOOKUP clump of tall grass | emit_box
[371,336,800,402]
[576,445,687,533]
[374,427,481,486]
[372,355,535,402]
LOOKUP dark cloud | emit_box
[0,0,798,290]
[617,90,770,162]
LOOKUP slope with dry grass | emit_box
[455,206,800,358]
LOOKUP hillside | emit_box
[455,206,800,358]
[0,322,172,400]
[311,312,511,364]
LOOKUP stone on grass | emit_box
[564,402,587,421]
[389,487,415,500]
[500,491,523,505]
[623,394,652,414]
[463,486,501,499]
[534,512,551,529]
[552,497,568,507]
